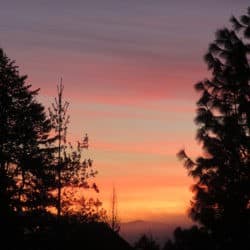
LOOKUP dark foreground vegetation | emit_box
[0,5,249,250]
[2,213,132,250]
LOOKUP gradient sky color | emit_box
[0,0,248,224]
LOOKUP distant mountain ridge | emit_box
[120,219,193,246]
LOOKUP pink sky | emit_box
[0,1,248,224]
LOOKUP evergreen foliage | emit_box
[48,81,99,218]
[0,48,55,216]
[178,7,250,249]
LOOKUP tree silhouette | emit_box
[178,7,250,249]
[162,226,212,250]
[49,80,70,217]
[49,80,98,218]
[134,234,160,250]
[109,185,120,233]
[0,48,55,236]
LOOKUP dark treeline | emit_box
[134,6,250,250]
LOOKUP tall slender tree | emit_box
[109,185,120,233]
[178,7,250,249]
[49,80,69,217]
[49,80,98,218]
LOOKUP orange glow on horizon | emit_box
[88,174,194,222]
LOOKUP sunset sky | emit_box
[0,1,248,224]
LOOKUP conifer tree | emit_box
[49,81,98,218]
[0,48,55,216]
[178,7,250,249]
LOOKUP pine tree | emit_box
[49,80,98,218]
[178,7,250,249]
[48,80,70,217]
[0,48,55,216]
